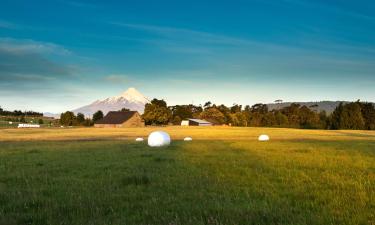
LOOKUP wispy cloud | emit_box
[111,22,260,47]
[111,22,375,58]
[103,74,131,84]
[0,37,71,55]
[0,38,73,85]
[61,1,97,8]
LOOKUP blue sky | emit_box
[0,0,374,112]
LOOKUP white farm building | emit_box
[181,119,212,126]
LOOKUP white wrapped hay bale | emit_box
[135,137,144,142]
[184,137,192,141]
[148,131,171,147]
[258,134,270,141]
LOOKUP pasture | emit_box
[0,127,374,225]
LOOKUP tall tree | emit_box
[60,111,76,126]
[92,110,104,123]
[331,102,365,130]
[217,104,232,124]
[203,101,212,109]
[170,105,194,121]
[275,111,289,127]
[360,103,375,130]
[76,113,85,125]
[330,103,344,129]
[341,102,365,130]
[199,107,225,125]
[299,105,320,129]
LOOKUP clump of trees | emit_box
[141,99,375,130]
[329,101,375,130]
[143,99,172,125]
[59,111,100,126]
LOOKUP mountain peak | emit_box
[118,87,149,103]
[120,87,141,97]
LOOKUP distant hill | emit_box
[43,112,60,119]
[72,87,150,117]
[267,101,374,114]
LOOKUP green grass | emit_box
[0,139,374,225]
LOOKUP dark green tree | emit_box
[203,101,212,109]
[275,111,289,127]
[170,105,194,121]
[341,102,365,130]
[330,103,344,129]
[76,113,85,125]
[262,112,277,127]
[318,111,329,129]
[151,99,168,108]
[60,111,76,126]
[359,102,375,130]
[230,104,242,113]
[217,104,232,124]
[299,105,320,129]
[92,110,104,123]
[331,102,365,130]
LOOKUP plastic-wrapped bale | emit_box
[184,137,193,141]
[135,137,144,142]
[258,134,270,141]
[148,131,171,147]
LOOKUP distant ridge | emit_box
[266,101,375,114]
[72,88,150,117]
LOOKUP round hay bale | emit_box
[135,137,144,142]
[258,134,270,141]
[148,131,171,147]
[184,137,193,141]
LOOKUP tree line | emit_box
[0,106,43,117]
[143,99,375,130]
[3,100,374,130]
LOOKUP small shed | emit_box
[181,119,212,126]
[18,124,41,128]
[94,111,145,128]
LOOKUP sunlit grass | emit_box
[0,127,374,224]
[1,126,375,141]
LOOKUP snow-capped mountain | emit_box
[72,88,150,116]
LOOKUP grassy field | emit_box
[0,127,374,225]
